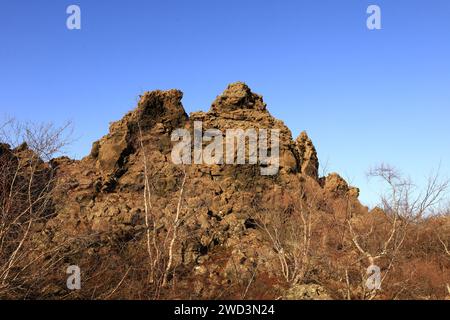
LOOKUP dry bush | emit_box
[0,116,73,161]
[250,178,323,287]
[246,164,449,300]
[136,122,190,298]
[0,118,73,298]
[329,164,450,300]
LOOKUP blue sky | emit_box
[1,0,449,206]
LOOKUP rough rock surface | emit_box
[320,173,360,198]
[295,131,319,179]
[91,89,188,185]
[284,284,331,300]
[191,82,300,174]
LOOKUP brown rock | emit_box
[210,82,267,113]
[92,89,188,184]
[321,172,359,198]
[22,82,369,300]
[284,284,331,300]
[295,131,319,179]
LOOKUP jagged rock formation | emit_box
[295,131,319,179]
[5,82,368,299]
[320,173,360,198]
[191,82,300,175]
[91,89,188,186]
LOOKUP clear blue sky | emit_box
[1,0,449,206]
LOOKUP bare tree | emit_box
[138,122,158,283]
[0,118,73,297]
[0,117,73,161]
[346,163,449,299]
[253,185,317,285]
[162,168,186,288]
[137,121,189,294]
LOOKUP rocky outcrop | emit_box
[210,82,267,114]
[191,82,300,174]
[49,81,361,252]
[295,131,319,179]
[89,89,188,190]
[320,173,360,198]
[16,82,365,299]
